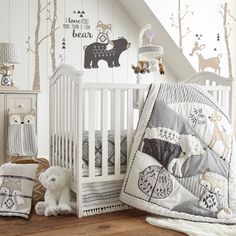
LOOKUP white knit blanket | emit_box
[146,216,236,236]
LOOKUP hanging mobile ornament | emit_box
[144,28,155,45]
[158,57,165,75]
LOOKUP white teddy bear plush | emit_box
[35,166,72,216]
[148,59,158,72]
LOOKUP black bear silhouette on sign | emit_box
[84,37,131,69]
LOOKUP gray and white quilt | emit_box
[120,83,236,223]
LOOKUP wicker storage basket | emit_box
[12,158,49,206]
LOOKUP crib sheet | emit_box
[82,130,128,167]
[51,130,130,175]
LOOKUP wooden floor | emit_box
[0,209,186,236]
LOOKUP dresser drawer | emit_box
[6,94,37,112]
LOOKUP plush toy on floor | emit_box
[35,166,73,216]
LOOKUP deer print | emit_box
[189,41,222,74]
[208,111,230,161]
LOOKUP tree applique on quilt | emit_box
[138,165,173,201]
[189,108,206,128]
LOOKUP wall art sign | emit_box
[84,20,131,69]
[63,10,93,39]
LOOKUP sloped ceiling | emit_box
[119,0,196,81]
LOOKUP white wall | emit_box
[145,0,236,131]
[145,0,236,79]
[0,0,175,157]
[0,0,136,157]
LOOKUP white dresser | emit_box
[0,89,39,164]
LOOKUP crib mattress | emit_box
[82,130,128,167]
[82,162,127,177]
[51,130,130,169]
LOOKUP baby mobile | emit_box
[132,24,164,108]
[131,24,164,75]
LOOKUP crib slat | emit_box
[54,82,57,165]
[127,89,133,158]
[83,89,86,130]
[75,84,78,166]
[73,82,77,178]
[69,79,73,172]
[139,89,145,116]
[89,89,95,177]
[56,79,59,165]
[212,81,217,100]
[77,76,84,218]
[65,76,69,169]
[59,76,63,166]
[50,85,55,166]
[53,85,56,166]
[62,75,65,168]
[115,89,121,175]
[102,89,108,177]
[217,85,222,106]
[120,91,125,130]
[222,90,229,116]
[111,91,115,130]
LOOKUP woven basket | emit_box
[12,158,49,206]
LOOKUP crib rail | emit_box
[49,65,149,217]
[50,65,82,181]
[203,85,231,116]
[186,72,233,120]
[81,83,149,183]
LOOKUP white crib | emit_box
[49,64,234,217]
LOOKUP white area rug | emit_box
[146,216,236,236]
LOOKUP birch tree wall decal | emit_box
[170,0,193,52]
[26,0,59,90]
[47,0,58,72]
[138,166,173,202]
[219,2,236,79]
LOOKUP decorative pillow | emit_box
[11,158,49,206]
[0,163,38,218]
